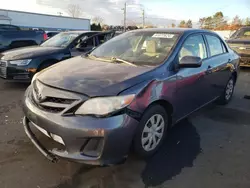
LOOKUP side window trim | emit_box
[92,37,96,46]
[202,34,210,58]
[221,41,228,53]
[93,36,97,46]
[177,33,208,62]
[202,33,211,57]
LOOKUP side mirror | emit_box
[179,56,202,68]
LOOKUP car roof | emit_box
[239,26,250,29]
[63,30,100,34]
[130,28,214,35]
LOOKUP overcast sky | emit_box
[0,0,250,25]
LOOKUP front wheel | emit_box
[133,105,169,158]
[217,77,235,105]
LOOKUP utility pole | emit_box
[142,9,145,28]
[123,2,127,32]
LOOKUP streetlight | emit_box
[122,2,127,32]
[122,2,145,31]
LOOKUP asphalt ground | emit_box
[0,69,250,188]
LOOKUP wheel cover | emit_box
[225,79,234,100]
[141,114,165,152]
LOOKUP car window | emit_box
[86,37,95,47]
[47,32,59,38]
[0,24,20,31]
[179,35,207,61]
[205,35,224,56]
[78,37,95,48]
[242,31,250,38]
[97,34,109,45]
[233,28,250,39]
[71,35,90,48]
[41,32,80,47]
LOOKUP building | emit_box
[0,9,90,31]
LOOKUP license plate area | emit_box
[29,122,66,151]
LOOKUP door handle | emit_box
[205,65,213,74]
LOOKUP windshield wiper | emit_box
[86,54,112,62]
[110,57,137,67]
[87,54,97,58]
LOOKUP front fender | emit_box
[122,78,177,115]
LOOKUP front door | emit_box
[174,34,211,120]
[70,36,96,57]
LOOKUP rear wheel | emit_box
[217,76,235,105]
[133,105,169,158]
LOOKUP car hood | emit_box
[37,56,154,96]
[1,46,64,61]
[226,38,250,45]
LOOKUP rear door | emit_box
[204,34,232,97]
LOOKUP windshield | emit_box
[231,28,250,39]
[89,31,180,66]
[41,32,80,47]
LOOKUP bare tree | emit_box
[92,16,104,25]
[67,4,82,18]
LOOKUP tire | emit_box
[133,105,169,158]
[216,76,236,105]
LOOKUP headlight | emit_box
[9,59,32,66]
[75,94,135,116]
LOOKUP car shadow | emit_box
[141,118,202,187]
[0,81,29,91]
[55,118,201,188]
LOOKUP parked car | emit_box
[0,30,115,82]
[0,24,47,52]
[226,26,250,67]
[113,30,123,37]
[46,31,60,39]
[22,28,239,165]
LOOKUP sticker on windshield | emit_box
[152,33,175,38]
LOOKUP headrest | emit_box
[146,40,157,53]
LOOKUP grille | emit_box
[31,81,79,113]
[0,61,7,78]
[44,97,75,104]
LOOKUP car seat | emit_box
[144,40,160,57]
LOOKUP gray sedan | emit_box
[22,28,240,165]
